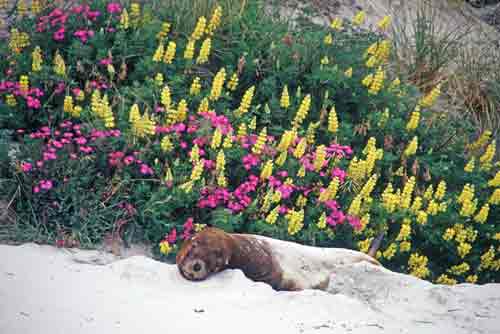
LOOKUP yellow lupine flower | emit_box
[276,151,288,166]
[358,238,373,253]
[152,42,164,62]
[17,0,27,16]
[396,220,412,241]
[473,203,489,223]
[459,198,477,217]
[198,97,209,114]
[190,77,202,96]
[365,55,377,68]
[479,141,496,171]
[190,161,204,182]
[260,160,274,180]
[277,129,296,152]
[328,106,339,133]
[236,85,255,116]
[237,123,247,138]
[163,41,176,64]
[154,73,164,87]
[419,84,441,108]
[32,46,43,72]
[353,11,366,25]
[330,18,343,30]
[457,242,472,258]
[467,130,492,152]
[348,195,362,217]
[320,56,330,66]
[448,262,470,276]
[161,85,171,110]
[19,75,29,93]
[120,8,129,29]
[464,157,475,173]
[344,67,353,78]
[403,136,418,157]
[479,246,496,270]
[317,212,327,229]
[313,145,327,171]
[206,5,222,36]
[434,181,446,200]
[377,15,392,31]
[400,241,411,252]
[359,174,378,199]
[361,73,373,87]
[156,22,171,39]
[292,94,311,129]
[293,137,307,159]
[280,85,290,109]
[159,240,172,255]
[408,253,430,279]
[488,171,500,187]
[31,0,42,14]
[401,176,416,209]
[63,95,74,114]
[368,67,384,95]
[184,39,195,60]
[196,38,211,64]
[411,196,423,213]
[210,68,226,101]
[8,28,30,54]
[286,209,304,236]
[436,274,457,285]
[191,16,207,41]
[319,177,340,202]
[130,3,141,27]
[252,127,267,155]
[457,183,475,204]
[177,99,188,122]
[406,106,420,131]
[466,275,478,284]
[249,116,257,131]
[382,243,397,260]
[211,128,223,149]
[227,73,239,91]
[161,136,174,152]
[324,33,333,45]
[489,188,500,205]
[442,228,455,241]
[265,206,280,225]
[416,210,428,225]
[53,52,66,76]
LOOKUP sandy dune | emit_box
[1,243,499,334]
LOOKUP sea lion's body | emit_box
[176,227,382,291]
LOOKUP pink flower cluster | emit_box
[323,200,361,230]
[0,80,44,109]
[107,150,155,176]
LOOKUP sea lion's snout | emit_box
[179,259,209,281]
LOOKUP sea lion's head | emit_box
[176,227,233,281]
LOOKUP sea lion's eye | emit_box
[193,262,202,272]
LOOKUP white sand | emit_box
[1,243,499,334]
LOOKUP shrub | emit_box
[0,0,499,283]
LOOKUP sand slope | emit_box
[1,243,499,334]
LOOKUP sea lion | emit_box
[176,227,383,291]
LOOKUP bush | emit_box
[0,0,499,284]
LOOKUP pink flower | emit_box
[40,180,53,190]
[75,137,87,145]
[27,96,41,109]
[123,156,135,165]
[242,154,260,170]
[33,186,40,193]
[182,218,194,240]
[347,215,362,230]
[167,228,177,244]
[55,82,66,94]
[331,167,347,183]
[140,164,154,175]
[107,2,122,14]
[53,27,65,41]
[21,162,32,172]
[99,57,113,66]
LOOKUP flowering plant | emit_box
[1,0,498,283]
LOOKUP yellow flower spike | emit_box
[320,56,330,66]
[359,174,378,200]
[161,136,174,152]
[401,176,416,209]
[280,85,290,109]
[190,161,205,182]
[434,181,447,200]
[473,203,489,223]
[305,122,320,145]
[31,0,42,14]
[464,157,475,173]
[63,95,74,114]
[396,221,412,242]
[154,73,164,87]
[403,136,418,157]
[265,206,280,225]
[217,174,227,188]
[313,145,327,172]
[286,209,305,236]
[184,39,196,60]
[236,86,255,116]
[466,275,478,284]
[297,165,306,178]
[368,67,385,95]
[488,171,500,187]
[163,41,176,64]
[426,199,439,216]
[260,160,274,181]
[196,38,211,64]
[292,94,311,128]
[159,240,172,255]
[252,127,268,155]
[488,188,500,205]
[72,106,82,118]
[365,55,377,68]
[153,42,164,62]
[389,77,401,92]
[277,129,296,152]
[377,15,392,31]
[416,210,428,225]
[467,130,492,152]
[198,97,209,114]
[328,106,339,133]
[319,177,340,202]
[324,33,333,45]
[479,141,496,171]
[457,242,472,259]
[156,22,171,39]
[215,149,225,173]
[227,73,239,91]
[344,67,353,78]
[358,238,373,253]
[223,133,233,149]
[317,212,327,229]
[206,5,222,36]
[382,243,397,260]
[211,128,223,150]
[120,8,129,29]
[400,241,411,252]
[18,75,29,93]
[237,123,247,138]
[53,52,66,76]
[161,85,171,110]
[348,195,362,217]
[276,151,288,166]
[191,16,207,41]
[177,99,188,122]
[479,246,496,270]
[436,274,457,285]
[293,137,307,159]
[210,68,227,101]
[17,0,27,16]
[353,11,366,26]
[442,228,455,241]
[408,253,430,279]
[31,46,43,72]
[457,183,475,204]
[406,106,421,132]
[362,73,374,87]
[249,116,257,131]
[190,77,202,96]
[330,17,343,31]
[419,84,442,108]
